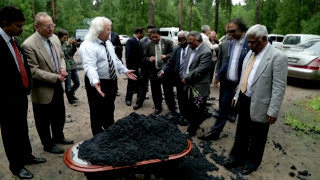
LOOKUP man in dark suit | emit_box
[145,28,176,115]
[0,6,46,179]
[22,12,73,154]
[200,18,249,141]
[158,31,189,125]
[110,30,123,96]
[182,31,212,136]
[224,24,287,175]
[125,27,144,106]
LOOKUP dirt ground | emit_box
[0,50,319,180]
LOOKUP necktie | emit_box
[240,54,257,93]
[155,43,163,69]
[10,39,29,88]
[47,40,59,72]
[179,48,187,78]
[101,42,117,80]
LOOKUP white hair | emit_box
[246,24,268,38]
[201,25,210,33]
[34,12,50,25]
[85,16,112,42]
[177,31,189,38]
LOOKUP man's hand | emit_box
[126,70,137,80]
[231,98,237,107]
[161,54,166,60]
[59,69,68,78]
[157,70,165,78]
[268,116,277,124]
[150,56,156,62]
[213,74,219,87]
[181,78,186,85]
[94,82,105,97]
[57,74,66,82]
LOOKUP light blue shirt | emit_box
[186,43,203,74]
[79,39,128,86]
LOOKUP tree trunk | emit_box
[255,0,261,24]
[148,0,155,26]
[314,0,318,14]
[179,0,184,30]
[214,0,219,33]
[189,0,193,31]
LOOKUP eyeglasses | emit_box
[228,29,237,34]
[248,40,258,45]
[178,40,186,45]
[42,24,56,29]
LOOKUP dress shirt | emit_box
[36,32,59,72]
[201,32,219,51]
[0,28,22,71]
[244,43,270,97]
[186,43,203,74]
[180,46,189,62]
[79,39,128,86]
[227,35,245,81]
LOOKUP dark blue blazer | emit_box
[217,36,249,82]
[162,46,184,84]
[0,35,31,105]
[125,36,143,70]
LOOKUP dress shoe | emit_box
[24,154,46,165]
[198,132,219,141]
[240,166,256,175]
[228,115,237,123]
[178,117,189,126]
[116,91,121,96]
[72,96,79,101]
[186,126,198,137]
[153,108,162,115]
[126,100,132,106]
[223,158,243,169]
[14,168,33,179]
[54,138,74,144]
[44,145,64,154]
[133,104,142,110]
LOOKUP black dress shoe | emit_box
[116,91,121,96]
[54,138,74,144]
[178,117,189,126]
[153,108,162,115]
[198,132,219,141]
[44,145,64,154]
[240,166,256,175]
[126,100,132,106]
[24,154,46,165]
[228,115,237,123]
[133,104,142,110]
[14,168,33,179]
[223,158,243,169]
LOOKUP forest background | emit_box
[1,0,319,43]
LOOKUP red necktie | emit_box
[10,39,29,88]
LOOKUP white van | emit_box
[268,34,284,50]
[281,34,320,51]
[159,27,179,47]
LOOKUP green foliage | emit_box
[284,113,320,134]
[308,96,320,111]
[302,11,320,35]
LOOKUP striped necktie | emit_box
[47,39,59,72]
[101,42,117,80]
[179,48,187,78]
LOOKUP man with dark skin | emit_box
[0,6,46,179]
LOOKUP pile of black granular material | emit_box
[78,112,188,167]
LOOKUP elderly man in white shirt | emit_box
[79,17,136,136]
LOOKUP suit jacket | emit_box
[22,33,66,104]
[234,45,288,123]
[110,32,123,60]
[125,36,143,70]
[145,38,173,78]
[215,40,230,73]
[0,36,31,105]
[162,46,183,84]
[183,43,212,97]
[217,36,249,82]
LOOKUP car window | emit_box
[160,31,169,36]
[277,37,284,42]
[283,36,301,45]
[304,41,320,52]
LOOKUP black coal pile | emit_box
[78,112,188,167]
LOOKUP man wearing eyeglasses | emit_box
[200,18,250,141]
[22,12,73,154]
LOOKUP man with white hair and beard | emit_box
[79,17,137,136]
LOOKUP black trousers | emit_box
[1,96,32,173]
[135,68,149,106]
[229,92,270,169]
[125,70,140,101]
[149,75,176,112]
[211,79,238,135]
[176,81,188,117]
[85,76,117,136]
[33,83,66,148]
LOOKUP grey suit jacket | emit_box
[183,43,212,97]
[22,33,66,104]
[234,45,288,123]
[215,40,230,73]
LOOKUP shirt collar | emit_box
[133,35,139,41]
[36,31,51,41]
[194,43,203,51]
[0,28,12,43]
[256,42,270,58]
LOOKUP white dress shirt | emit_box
[79,39,128,86]
[244,43,270,97]
[227,35,245,81]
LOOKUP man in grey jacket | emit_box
[224,24,287,175]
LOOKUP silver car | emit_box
[285,39,320,81]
